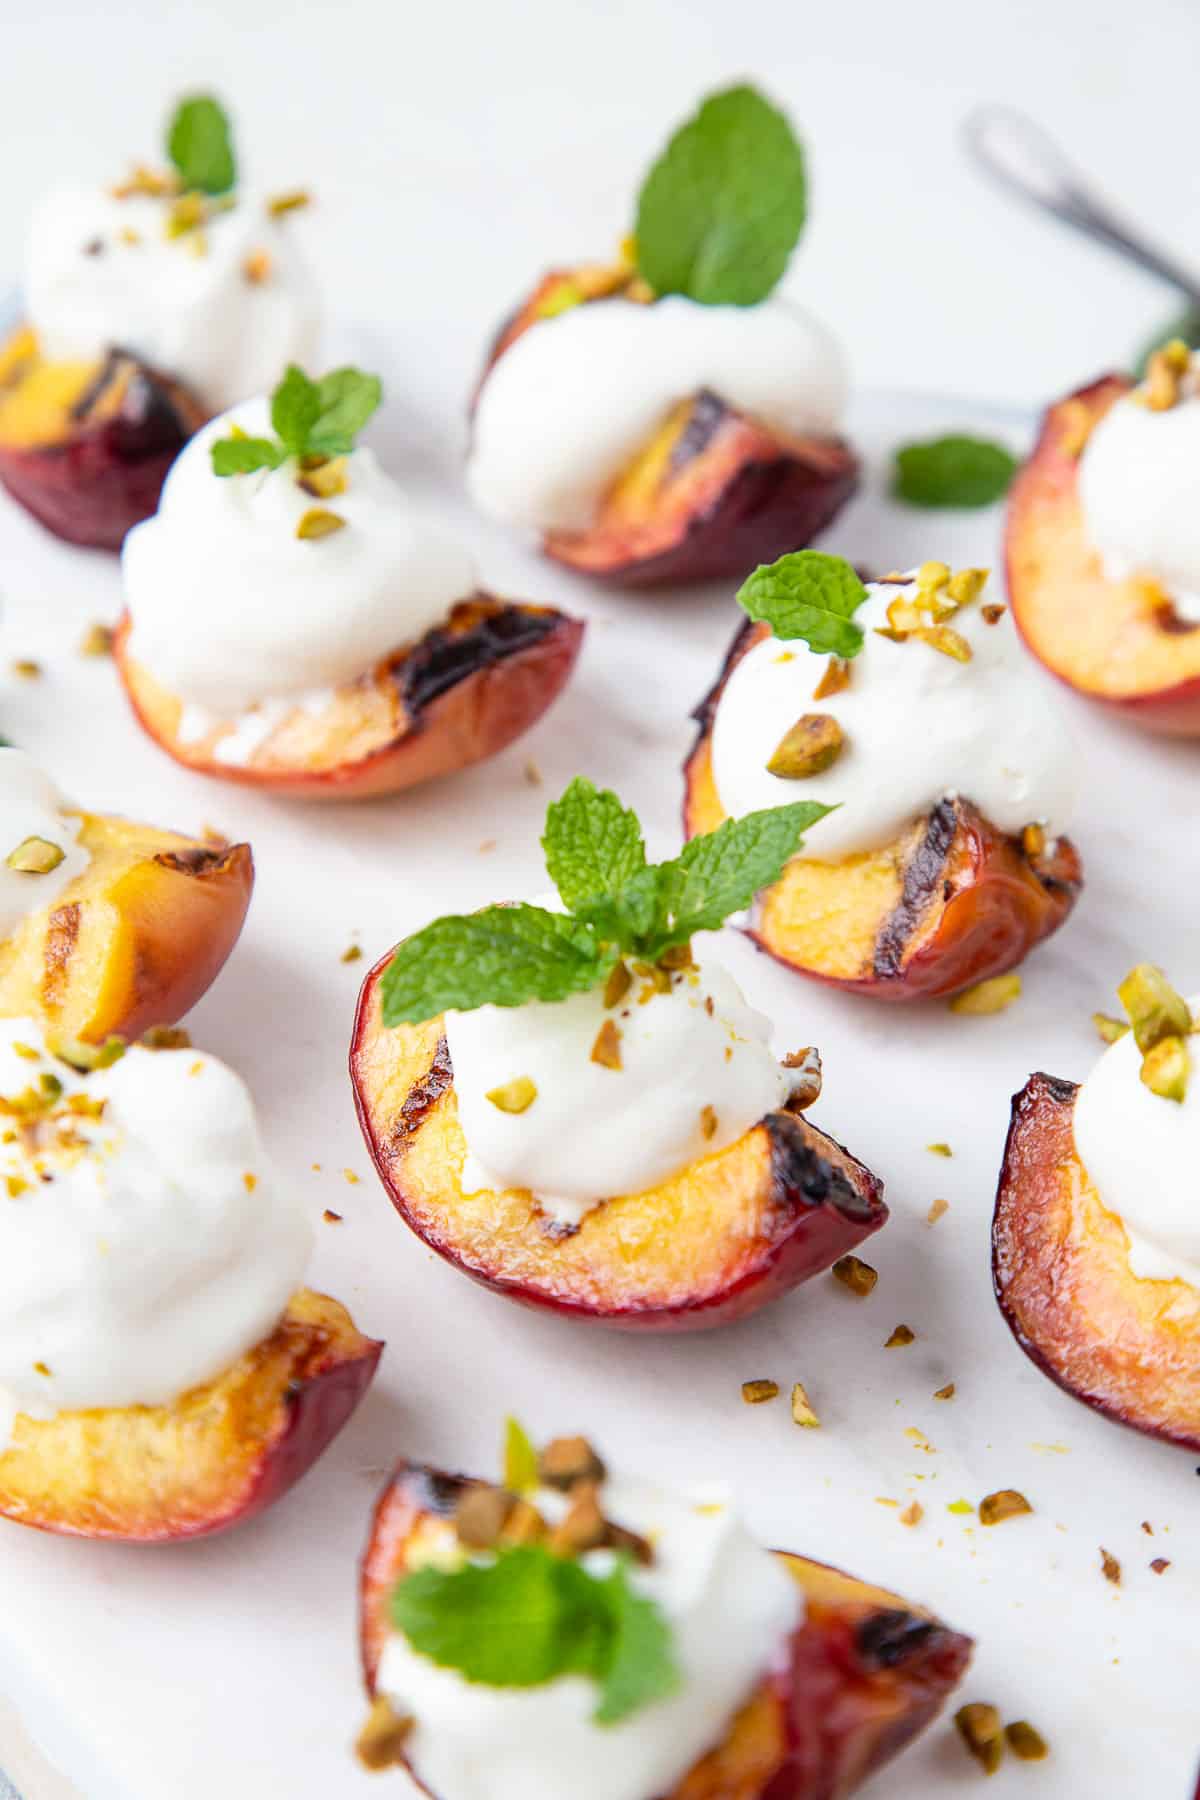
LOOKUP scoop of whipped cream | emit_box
[0,1021,312,1448]
[709,572,1076,861]
[1078,358,1200,623]
[25,183,319,411]
[122,397,477,721]
[0,748,88,939]
[377,1472,801,1800]
[1073,1005,1200,1286]
[467,294,847,533]
[445,946,796,1228]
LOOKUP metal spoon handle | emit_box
[963,104,1200,309]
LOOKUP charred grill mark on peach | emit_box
[390,1036,454,1153]
[856,1609,939,1669]
[872,799,960,981]
[765,1113,883,1225]
[396,599,562,722]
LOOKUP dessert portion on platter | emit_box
[357,1424,971,1796]
[0,94,317,550]
[351,779,886,1328]
[115,363,582,796]
[994,963,1200,1450]
[685,552,1082,1001]
[468,85,857,585]
[0,1020,381,1540]
[0,745,251,1042]
[1006,340,1200,735]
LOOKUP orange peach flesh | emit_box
[0,811,252,1043]
[0,1290,382,1540]
[1006,375,1200,733]
[684,625,1081,1001]
[994,1072,1200,1450]
[360,1464,972,1799]
[114,599,583,799]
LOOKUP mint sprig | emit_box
[737,551,869,658]
[210,365,383,477]
[634,85,806,307]
[891,435,1019,509]
[390,1546,678,1724]
[166,95,236,197]
[380,777,831,1026]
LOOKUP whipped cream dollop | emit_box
[710,573,1076,861]
[1078,359,1200,624]
[378,1472,801,1800]
[0,1021,312,1449]
[25,183,319,411]
[122,398,477,726]
[467,295,847,533]
[1074,1006,1200,1286]
[0,749,88,939]
[445,947,795,1228]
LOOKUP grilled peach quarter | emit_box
[360,1460,972,1798]
[350,962,886,1331]
[114,599,583,799]
[993,1072,1200,1451]
[474,267,858,588]
[684,620,1082,1003]
[0,1290,381,1540]
[0,812,252,1043]
[0,329,205,551]
[1006,374,1200,736]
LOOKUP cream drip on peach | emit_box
[709,572,1077,860]
[377,1472,800,1800]
[25,183,319,411]
[466,295,846,533]
[0,1021,312,1449]
[0,749,88,939]
[1073,1005,1200,1287]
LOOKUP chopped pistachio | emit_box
[914,624,972,662]
[141,1025,191,1050]
[981,602,1006,624]
[1141,1034,1190,1102]
[1117,963,1193,1053]
[955,1703,1004,1775]
[1093,1011,1130,1045]
[11,660,41,680]
[267,189,312,216]
[299,456,349,499]
[699,1103,718,1140]
[548,1484,609,1555]
[295,506,346,541]
[354,1696,414,1772]
[812,656,851,700]
[926,1141,953,1157]
[1005,1721,1049,1762]
[455,1483,515,1547]
[1021,822,1046,860]
[947,1498,975,1516]
[602,961,632,1009]
[766,713,845,779]
[6,836,64,874]
[539,1436,606,1490]
[322,1208,342,1223]
[946,566,988,609]
[741,1378,779,1405]
[523,759,542,786]
[590,1018,622,1070]
[790,1381,819,1428]
[1099,1546,1121,1586]
[832,1254,877,1297]
[78,622,114,657]
[341,943,363,964]
[927,1197,949,1225]
[243,248,272,284]
[899,1500,924,1527]
[5,1175,27,1197]
[498,1497,546,1546]
[934,1382,956,1400]
[659,940,694,972]
[1144,344,1185,411]
[885,1323,915,1348]
[979,1488,1032,1526]
[917,560,951,593]
[949,973,1021,1016]
[1150,1557,1171,1574]
[485,1075,537,1114]
[165,192,206,238]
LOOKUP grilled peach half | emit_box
[474,268,858,587]
[114,597,583,799]
[0,1290,381,1540]
[1006,374,1200,736]
[350,962,887,1331]
[0,328,205,551]
[684,621,1082,1002]
[360,1460,972,1798]
[993,1071,1200,1451]
[0,811,252,1043]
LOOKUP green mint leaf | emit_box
[654,802,832,946]
[379,905,609,1026]
[166,95,236,196]
[634,85,806,306]
[210,435,285,477]
[503,1417,539,1495]
[592,1561,680,1725]
[271,364,322,456]
[891,435,1019,509]
[736,551,869,658]
[306,367,383,456]
[1136,306,1200,378]
[542,777,647,916]
[389,1546,676,1723]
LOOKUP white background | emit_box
[2,3,1200,1798]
